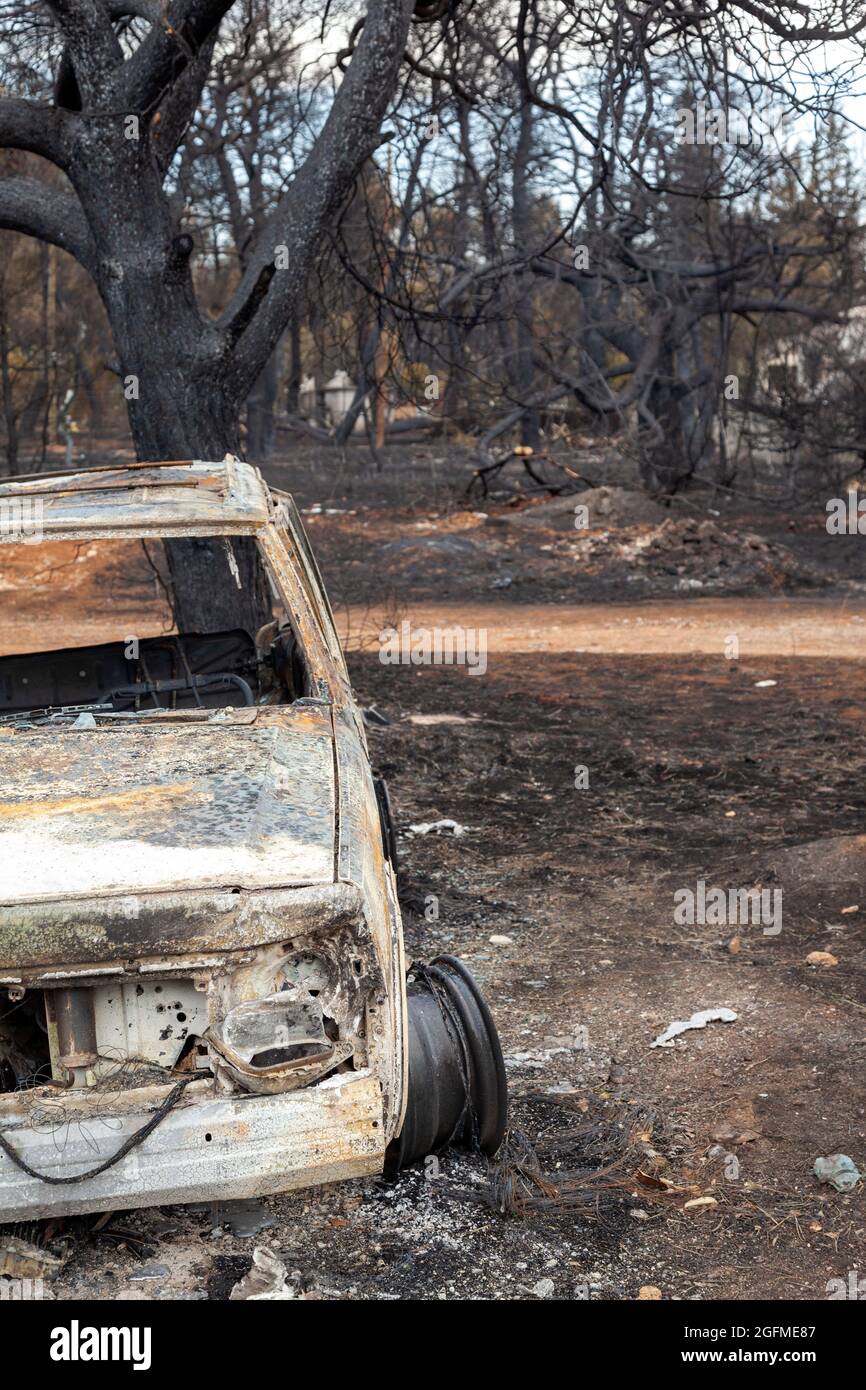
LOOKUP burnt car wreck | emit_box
[0,458,505,1221]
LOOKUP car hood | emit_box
[0,705,336,904]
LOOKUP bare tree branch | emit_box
[0,175,98,274]
[0,97,71,165]
[47,0,124,104]
[151,29,219,172]
[121,0,236,113]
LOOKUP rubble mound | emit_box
[571,516,816,590]
[506,486,667,530]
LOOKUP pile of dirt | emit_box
[771,834,866,897]
[505,486,667,531]
[570,515,819,590]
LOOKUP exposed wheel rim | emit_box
[387,955,508,1173]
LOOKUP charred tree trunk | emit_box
[640,340,691,495]
[69,141,270,634]
[246,338,281,462]
[286,310,302,415]
[0,277,18,476]
[441,153,472,428]
[510,78,539,449]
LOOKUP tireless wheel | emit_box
[387,955,508,1173]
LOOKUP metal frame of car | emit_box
[0,459,409,1220]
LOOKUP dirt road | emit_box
[339,596,866,658]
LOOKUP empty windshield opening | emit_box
[0,537,309,720]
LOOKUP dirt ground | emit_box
[2,444,865,1301]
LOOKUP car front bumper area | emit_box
[0,1070,384,1222]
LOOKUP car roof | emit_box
[0,458,272,539]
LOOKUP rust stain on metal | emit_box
[0,781,198,823]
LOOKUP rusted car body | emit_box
[0,458,505,1222]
